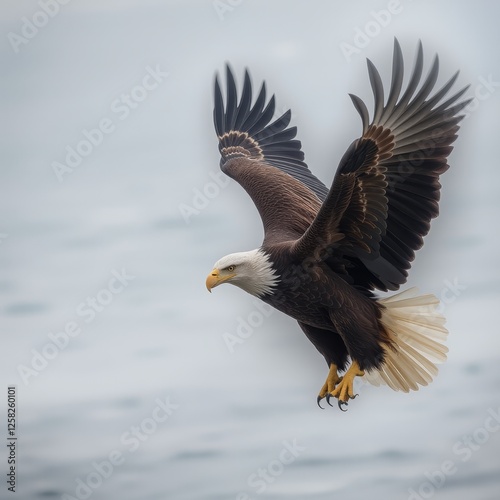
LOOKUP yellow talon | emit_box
[329,360,364,410]
[317,363,342,408]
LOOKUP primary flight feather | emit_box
[206,39,470,410]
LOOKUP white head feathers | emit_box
[213,249,279,297]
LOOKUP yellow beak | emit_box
[205,268,235,292]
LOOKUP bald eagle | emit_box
[206,40,470,410]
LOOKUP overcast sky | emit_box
[1,2,499,499]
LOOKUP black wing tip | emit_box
[366,57,376,72]
[431,53,440,72]
[214,66,287,139]
[393,37,402,51]
[213,69,222,94]
[393,38,403,59]
[360,39,470,131]
[224,61,234,76]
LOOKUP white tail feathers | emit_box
[363,287,449,392]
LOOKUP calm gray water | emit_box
[1,1,499,499]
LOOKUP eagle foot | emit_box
[327,360,364,411]
[317,363,342,409]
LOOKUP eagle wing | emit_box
[214,66,326,242]
[292,39,471,291]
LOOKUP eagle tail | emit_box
[364,288,449,392]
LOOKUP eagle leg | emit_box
[317,363,342,409]
[328,360,364,411]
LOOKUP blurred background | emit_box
[1,1,499,499]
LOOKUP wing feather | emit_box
[214,65,329,201]
[292,39,471,291]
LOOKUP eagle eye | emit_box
[227,265,235,272]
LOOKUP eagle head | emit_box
[206,249,279,297]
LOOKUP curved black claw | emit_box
[338,400,348,412]
[326,393,334,407]
[317,396,324,409]
[351,393,358,399]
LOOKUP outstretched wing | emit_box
[214,65,329,200]
[213,66,327,242]
[293,39,471,291]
